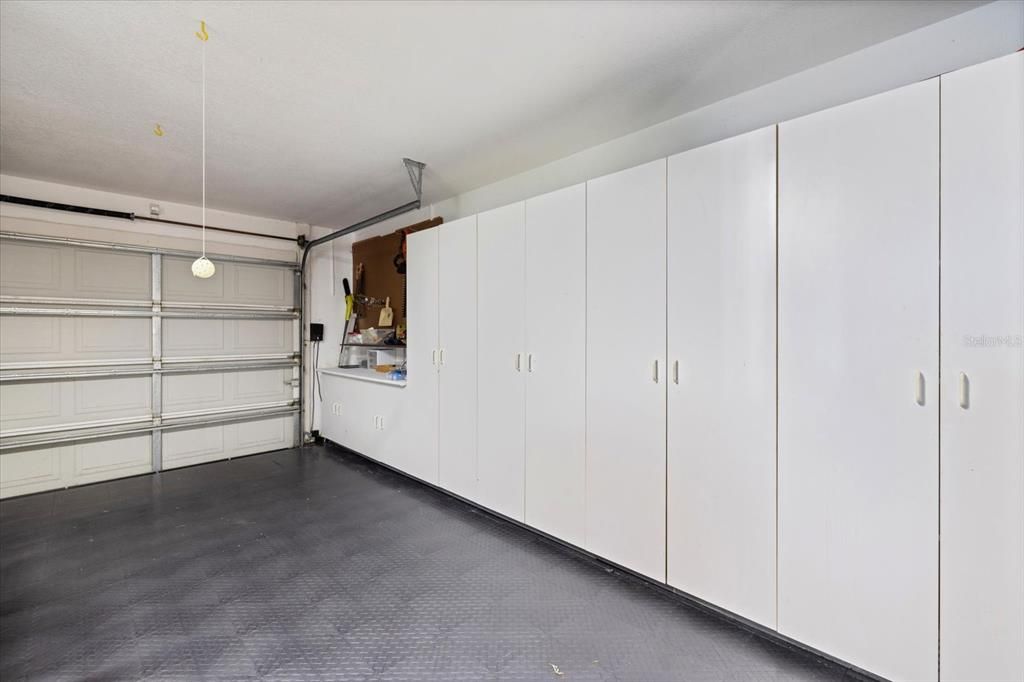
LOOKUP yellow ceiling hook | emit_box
[153,123,165,137]
[195,20,209,42]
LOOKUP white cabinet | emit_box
[524,184,587,548]
[778,79,939,681]
[404,228,440,483]
[666,126,777,628]
[939,51,1024,682]
[586,159,667,581]
[317,371,407,467]
[438,215,479,501]
[477,202,527,520]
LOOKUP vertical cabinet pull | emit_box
[432,349,437,366]
[653,360,660,383]
[439,348,445,365]
[673,360,679,385]
[527,354,534,372]
[915,371,926,406]
[515,353,522,372]
[959,372,969,409]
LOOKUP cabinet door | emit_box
[477,202,526,520]
[778,80,939,681]
[404,228,440,483]
[524,183,587,548]
[940,51,1024,682]
[438,215,479,501]
[586,159,667,581]
[666,126,777,627]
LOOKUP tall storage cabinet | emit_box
[524,184,588,548]
[477,203,527,520]
[404,228,440,483]
[438,215,479,501]
[586,160,667,581]
[939,51,1024,682]
[666,126,777,628]
[778,79,939,681]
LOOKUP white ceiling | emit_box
[0,0,982,227]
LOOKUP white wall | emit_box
[429,0,1023,221]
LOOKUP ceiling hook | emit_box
[195,20,209,42]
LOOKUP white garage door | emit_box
[0,232,299,498]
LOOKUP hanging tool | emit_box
[338,277,360,367]
[379,296,394,327]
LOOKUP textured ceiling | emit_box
[0,0,982,227]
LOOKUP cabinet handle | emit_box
[959,372,969,409]
[515,353,522,372]
[673,360,679,385]
[915,371,926,406]
[432,349,437,366]
[653,360,660,383]
[439,348,445,365]
[528,354,534,372]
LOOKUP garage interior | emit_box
[1,2,1022,681]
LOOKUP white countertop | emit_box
[317,367,407,387]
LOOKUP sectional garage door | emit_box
[0,232,299,498]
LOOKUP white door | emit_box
[404,227,440,483]
[477,202,526,520]
[939,51,1024,682]
[586,159,667,581]
[666,126,777,627]
[778,80,939,681]
[438,215,478,501]
[524,183,587,548]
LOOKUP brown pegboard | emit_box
[350,217,443,331]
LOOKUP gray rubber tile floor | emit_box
[1,445,862,681]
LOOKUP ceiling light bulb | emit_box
[191,256,216,278]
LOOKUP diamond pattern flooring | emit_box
[1,445,863,680]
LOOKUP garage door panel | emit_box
[73,377,151,417]
[0,382,61,424]
[0,243,151,301]
[3,317,150,364]
[163,425,225,468]
[232,265,290,304]
[236,417,288,453]
[163,370,291,413]
[73,250,151,299]
[162,258,293,307]
[72,435,151,483]
[234,320,290,353]
[162,416,290,469]
[162,373,225,411]
[1,378,151,431]
[163,319,226,356]
[0,242,63,294]
[235,369,292,402]
[0,318,61,361]
[162,257,227,301]
[0,447,64,497]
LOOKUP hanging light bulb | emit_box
[192,21,215,279]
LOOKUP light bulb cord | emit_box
[201,38,207,257]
